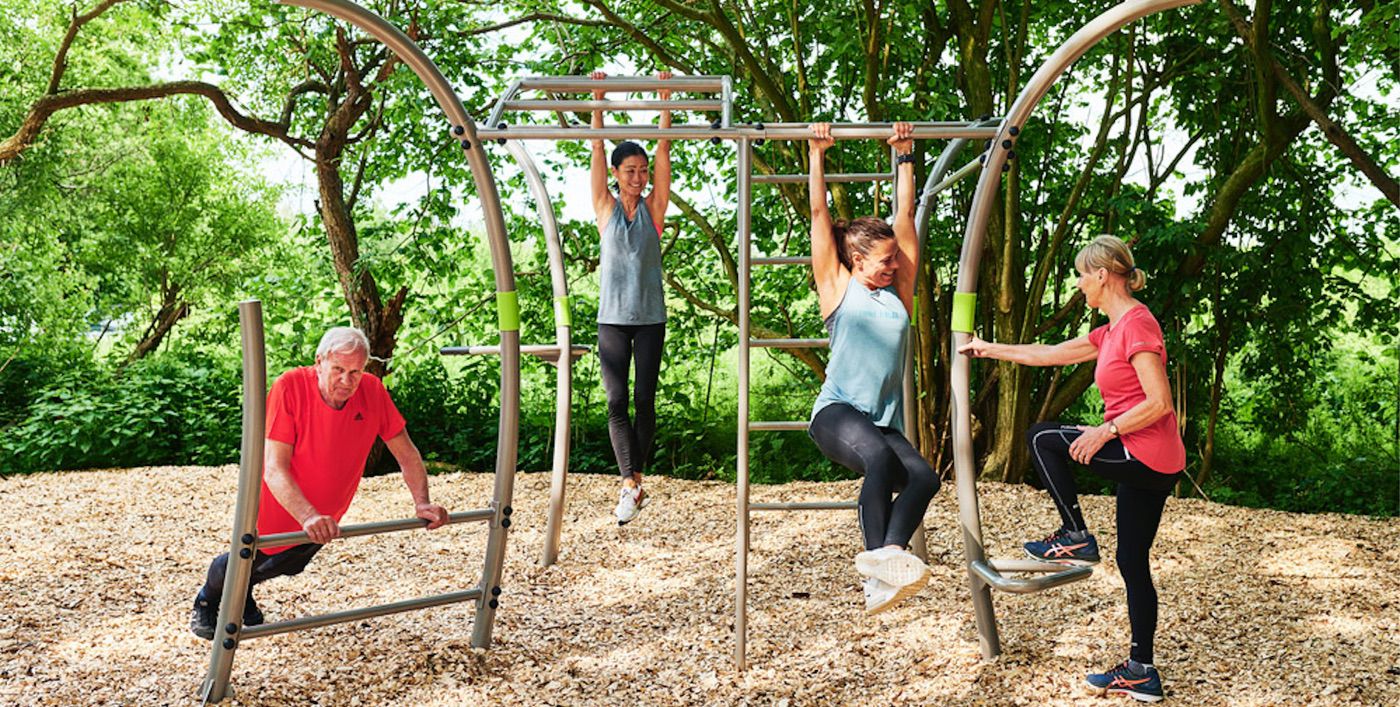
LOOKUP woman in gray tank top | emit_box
[805,122,941,616]
[589,71,672,526]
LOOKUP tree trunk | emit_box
[129,287,189,362]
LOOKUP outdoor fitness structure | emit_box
[200,0,1200,698]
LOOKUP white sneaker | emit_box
[863,577,903,615]
[855,547,931,612]
[615,485,648,525]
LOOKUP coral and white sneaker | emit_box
[615,485,650,525]
[1086,660,1165,702]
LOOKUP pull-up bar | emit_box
[517,75,729,92]
[474,122,1003,142]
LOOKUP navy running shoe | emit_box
[1086,660,1164,703]
[1024,527,1101,565]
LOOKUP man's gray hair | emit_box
[316,327,371,359]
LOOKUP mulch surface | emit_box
[0,466,1396,705]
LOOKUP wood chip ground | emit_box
[0,466,1396,705]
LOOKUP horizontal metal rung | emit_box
[753,172,893,184]
[441,344,590,361]
[752,256,811,266]
[749,338,828,349]
[970,559,1091,595]
[255,509,495,549]
[476,123,1003,142]
[749,420,809,431]
[751,500,856,511]
[517,76,728,93]
[239,588,483,640]
[500,99,722,112]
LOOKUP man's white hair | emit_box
[316,327,370,359]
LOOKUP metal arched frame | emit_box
[200,0,521,701]
[949,0,1202,660]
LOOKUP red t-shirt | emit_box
[1088,305,1186,474]
[257,366,406,553]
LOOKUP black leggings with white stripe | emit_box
[1026,421,1180,665]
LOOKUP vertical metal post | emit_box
[890,144,929,563]
[200,300,267,702]
[734,138,752,670]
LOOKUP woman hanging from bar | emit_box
[589,70,672,525]
[806,122,941,615]
[958,235,1183,703]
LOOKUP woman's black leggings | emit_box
[1026,421,1180,665]
[809,403,940,550]
[597,322,665,479]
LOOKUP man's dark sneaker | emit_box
[190,595,218,640]
[1086,660,1164,703]
[1024,527,1101,565]
[242,595,265,627]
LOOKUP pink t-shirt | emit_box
[257,366,407,553]
[1088,305,1186,474]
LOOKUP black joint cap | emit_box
[710,120,721,130]
[501,518,512,528]
[755,122,765,131]
[491,586,502,597]
[488,598,499,609]
[496,138,506,145]
[979,154,986,164]
[460,139,471,150]
[241,533,254,545]
[225,623,238,635]
[709,136,721,145]
[1009,126,1020,136]
[222,638,236,649]
[453,125,465,136]
[755,139,765,146]
[1001,139,1013,149]
[1007,150,1016,161]
[979,113,991,121]
[502,506,513,516]
[984,139,992,151]
[1001,162,1010,172]
[239,548,252,559]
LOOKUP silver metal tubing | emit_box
[440,343,589,362]
[502,140,575,568]
[517,75,728,93]
[990,558,1089,573]
[748,338,829,349]
[477,123,1002,142]
[752,256,811,266]
[200,301,268,703]
[499,99,722,112]
[276,0,520,655]
[926,158,982,199]
[485,77,522,129]
[949,0,1201,661]
[734,138,752,671]
[750,501,857,511]
[970,561,1092,594]
[239,589,483,640]
[749,420,809,431]
[720,76,733,128]
[254,509,494,549]
[752,172,893,184]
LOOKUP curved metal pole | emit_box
[950,0,1201,660]
[503,140,576,567]
[274,0,519,652]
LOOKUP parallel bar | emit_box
[753,172,893,184]
[753,256,811,266]
[518,76,727,92]
[969,561,1091,595]
[749,338,828,349]
[750,501,856,511]
[441,344,589,360]
[255,509,495,549]
[239,589,483,640]
[990,558,1090,573]
[478,123,1002,142]
[500,99,723,112]
[749,420,809,431]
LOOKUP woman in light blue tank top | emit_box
[805,122,941,615]
[589,71,673,526]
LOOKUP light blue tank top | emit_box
[597,196,666,325]
[811,277,909,430]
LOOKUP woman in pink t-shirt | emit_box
[959,235,1184,703]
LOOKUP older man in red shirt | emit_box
[191,327,448,640]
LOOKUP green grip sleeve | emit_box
[497,290,520,332]
[951,291,976,333]
[554,295,572,328]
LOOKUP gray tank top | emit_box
[811,277,908,430]
[597,196,666,325]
